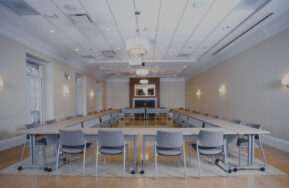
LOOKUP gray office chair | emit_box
[213,115,219,119]
[76,114,84,118]
[236,123,266,171]
[204,113,210,117]
[96,130,128,177]
[87,112,93,115]
[190,130,228,178]
[18,123,47,171]
[46,119,57,125]
[155,130,186,179]
[93,111,98,114]
[56,129,94,176]
[65,116,74,120]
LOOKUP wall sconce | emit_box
[89,90,95,97]
[196,90,201,97]
[218,85,226,95]
[0,78,4,88]
[64,72,71,80]
[63,86,70,96]
[281,74,289,87]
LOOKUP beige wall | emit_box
[106,79,185,109]
[160,81,185,108]
[0,34,102,139]
[186,28,289,141]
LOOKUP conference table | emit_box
[122,108,170,120]
[19,108,270,175]
[171,108,270,171]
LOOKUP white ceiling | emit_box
[0,0,289,79]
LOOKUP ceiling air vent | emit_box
[80,55,95,59]
[177,53,191,57]
[0,0,40,16]
[212,12,274,56]
[102,51,115,58]
[69,14,93,25]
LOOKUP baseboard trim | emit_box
[0,135,25,152]
[261,135,289,153]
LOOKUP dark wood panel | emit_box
[129,78,160,107]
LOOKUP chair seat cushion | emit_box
[157,147,181,156]
[100,146,123,155]
[191,144,222,155]
[62,143,91,154]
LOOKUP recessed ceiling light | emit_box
[105,27,111,31]
[74,48,80,51]
[48,29,55,33]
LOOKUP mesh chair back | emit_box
[231,119,241,124]
[156,130,183,148]
[25,122,40,129]
[46,119,57,124]
[59,129,85,146]
[98,130,124,147]
[198,130,224,147]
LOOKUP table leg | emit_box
[140,135,146,174]
[130,135,137,174]
[29,135,33,165]
[251,135,255,166]
[32,135,36,165]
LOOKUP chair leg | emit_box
[19,142,27,167]
[259,140,266,169]
[212,154,215,166]
[239,145,241,166]
[55,145,60,176]
[91,144,94,164]
[126,144,129,169]
[103,155,106,166]
[178,155,181,167]
[223,145,229,177]
[189,145,192,167]
[196,147,201,179]
[69,154,72,164]
[43,145,47,166]
[183,145,187,179]
[95,144,98,177]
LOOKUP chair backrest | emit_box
[198,130,224,147]
[94,111,98,114]
[156,130,183,148]
[196,111,200,114]
[65,116,74,120]
[46,134,58,145]
[87,112,93,115]
[25,122,40,129]
[98,130,124,147]
[46,119,57,125]
[213,115,219,119]
[204,113,210,117]
[231,119,241,124]
[59,129,85,146]
[76,114,84,118]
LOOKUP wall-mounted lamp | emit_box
[281,74,289,87]
[0,78,4,88]
[63,86,70,96]
[218,85,226,95]
[89,90,95,97]
[64,72,71,80]
[196,90,201,97]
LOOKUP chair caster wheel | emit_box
[17,166,22,171]
[44,167,48,171]
[47,168,52,172]
[140,170,145,174]
[260,167,265,171]
[228,169,232,173]
[233,168,238,172]
[130,170,136,174]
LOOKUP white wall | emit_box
[186,27,289,141]
[0,34,104,140]
[106,78,185,109]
